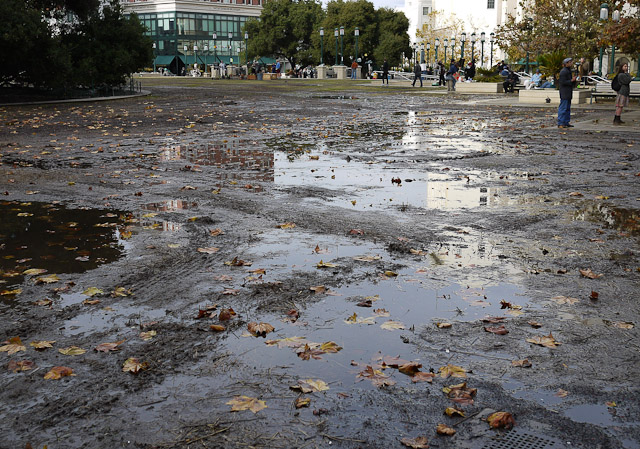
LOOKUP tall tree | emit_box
[245,0,324,68]
[375,7,411,67]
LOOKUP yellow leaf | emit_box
[44,366,75,380]
[317,260,337,268]
[226,395,267,413]
[30,340,55,350]
[319,341,342,353]
[0,337,26,354]
[82,287,103,297]
[487,411,515,429]
[36,274,60,284]
[439,364,467,379]
[383,270,398,277]
[112,287,133,297]
[444,407,465,417]
[0,288,22,296]
[380,320,405,330]
[58,346,86,356]
[139,330,157,341]
[23,268,47,276]
[526,332,561,348]
[295,397,311,408]
[122,357,149,374]
[197,247,220,254]
[247,322,275,337]
[436,424,456,436]
[299,379,330,392]
[277,222,296,229]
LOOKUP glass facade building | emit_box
[122,0,263,72]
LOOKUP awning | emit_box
[154,55,176,66]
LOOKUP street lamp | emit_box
[213,32,217,63]
[183,44,187,75]
[152,42,156,73]
[319,28,324,65]
[610,9,620,74]
[489,32,495,68]
[420,42,424,64]
[471,32,476,63]
[204,45,208,71]
[194,44,198,71]
[339,26,344,64]
[599,3,608,75]
[435,38,439,63]
[451,37,456,62]
[228,31,233,66]
[480,32,485,68]
[426,42,431,66]
[334,28,338,65]
[413,43,418,64]
[443,38,448,63]
[355,27,359,63]
[461,32,466,61]
[244,31,248,66]
[524,18,533,74]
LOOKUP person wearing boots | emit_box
[614,62,632,125]
[557,57,576,128]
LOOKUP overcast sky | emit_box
[371,0,404,9]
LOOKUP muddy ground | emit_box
[0,78,639,449]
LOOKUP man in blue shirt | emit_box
[557,57,576,128]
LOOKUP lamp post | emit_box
[599,3,608,75]
[204,45,208,71]
[435,38,439,63]
[426,42,431,66]
[413,43,418,64]
[319,28,324,65]
[443,38,448,63]
[152,42,156,73]
[610,9,620,74]
[420,42,424,64]
[194,44,198,71]
[471,32,476,63]
[480,32,485,68]
[339,26,344,64]
[244,31,248,66]
[228,31,233,66]
[183,45,187,75]
[489,32,495,68]
[355,27,359,62]
[334,28,338,65]
[460,32,466,61]
[451,37,456,62]
[524,18,533,74]
[213,32,217,63]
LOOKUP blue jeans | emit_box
[557,99,571,125]
[351,70,356,80]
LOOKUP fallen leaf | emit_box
[295,397,311,408]
[610,321,634,329]
[139,330,156,341]
[122,357,149,374]
[482,316,506,324]
[247,322,275,337]
[551,295,579,305]
[528,321,543,328]
[401,436,429,448]
[36,274,60,284]
[555,389,569,398]
[579,269,602,279]
[436,424,456,436]
[444,407,465,417]
[344,313,375,325]
[383,270,398,277]
[226,395,267,413]
[210,324,226,332]
[209,228,224,236]
[0,337,26,355]
[23,268,47,276]
[436,322,452,329]
[526,333,561,348]
[487,411,515,429]
[349,229,365,235]
[219,308,236,321]
[484,325,509,335]
[512,359,532,368]
[412,372,436,383]
[33,298,53,306]
[353,255,381,262]
[439,364,466,379]
[398,362,422,376]
[265,336,308,349]
[225,257,252,267]
[59,346,86,356]
[82,299,100,305]
[95,340,125,353]
[357,366,395,387]
[8,360,36,373]
[310,285,326,294]
[293,379,330,393]
[276,222,296,229]
[82,287,103,297]
[44,366,75,380]
[111,287,133,297]
[30,340,55,350]
[590,291,599,300]
[317,260,337,268]
[443,382,477,404]
[373,308,390,317]
[197,247,220,254]
[380,320,405,330]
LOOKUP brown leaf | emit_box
[484,325,509,335]
[487,411,515,429]
[0,337,26,355]
[296,343,325,360]
[439,364,466,379]
[349,229,365,235]
[590,291,599,300]
[512,359,532,368]
[436,424,456,436]
[444,407,465,417]
[436,322,452,329]
[295,397,311,408]
[526,333,561,348]
[122,357,149,374]
[401,436,429,448]
[209,228,224,236]
[412,372,436,383]
[221,288,239,295]
[44,366,75,380]
[309,285,326,294]
[356,299,373,307]
[482,316,506,324]
[226,395,267,413]
[398,362,422,376]
[95,340,125,353]
[247,322,275,337]
[357,365,396,387]
[197,247,220,254]
[210,324,226,332]
[579,268,602,279]
[8,360,36,373]
[528,320,543,328]
[219,308,236,321]
[58,346,86,356]
[443,382,477,404]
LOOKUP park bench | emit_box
[590,81,640,104]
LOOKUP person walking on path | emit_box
[412,62,423,87]
[613,62,632,125]
[557,57,576,128]
[351,60,358,80]
[381,59,389,85]
[578,57,589,85]
[445,59,458,91]
[438,61,445,86]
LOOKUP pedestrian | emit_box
[613,62,632,125]
[578,57,590,85]
[438,61,445,86]
[351,59,358,80]
[381,59,389,85]
[412,61,422,87]
[557,57,577,128]
[219,61,226,79]
[445,59,458,91]
[466,59,476,81]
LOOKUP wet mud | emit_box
[0,80,639,448]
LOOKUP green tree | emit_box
[375,7,411,67]
[606,0,640,56]
[320,0,377,65]
[245,0,324,68]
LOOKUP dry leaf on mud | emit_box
[443,382,477,405]
[122,357,149,374]
[219,308,236,321]
[291,379,330,393]
[295,397,311,408]
[82,287,103,297]
[30,340,55,350]
[140,330,156,341]
[247,322,275,337]
[227,395,267,413]
[23,268,47,276]
[353,255,381,262]
[380,320,405,331]
[0,337,26,355]
[439,364,466,379]
[484,325,509,335]
[528,321,543,328]
[482,316,507,324]
[33,298,53,306]
[551,296,579,305]
[197,247,219,254]
[401,436,429,448]
[412,372,436,383]
[436,424,456,436]
[555,389,569,398]
[0,289,22,296]
[209,228,224,236]
[512,359,532,368]
[373,308,390,317]
[210,324,226,332]
[310,285,326,294]
[95,340,125,353]
[383,270,398,277]
[487,411,515,429]
[608,321,634,329]
[58,346,86,356]
[317,260,337,268]
[526,333,561,348]
[35,274,60,284]
[265,336,308,349]
[436,322,452,329]
[357,366,396,387]
[8,360,36,373]
[398,362,422,376]
[579,269,602,279]
[111,287,133,297]
[82,299,100,305]
[225,257,252,267]
[276,222,296,229]
[44,366,75,380]
[444,407,465,417]
[221,288,239,295]
[313,244,329,254]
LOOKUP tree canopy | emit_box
[1,0,152,90]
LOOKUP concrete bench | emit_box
[591,81,640,104]
[519,88,591,105]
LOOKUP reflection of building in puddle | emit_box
[426,173,502,210]
[573,203,639,236]
[138,201,197,232]
[159,140,274,183]
[142,200,197,212]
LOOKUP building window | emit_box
[423,6,431,15]
[487,0,495,8]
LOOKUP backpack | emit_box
[611,74,621,92]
